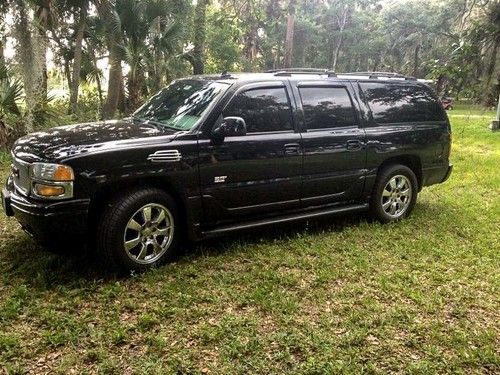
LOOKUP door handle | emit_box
[284,143,300,155]
[346,140,362,151]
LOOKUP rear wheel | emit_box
[97,188,180,272]
[370,164,418,223]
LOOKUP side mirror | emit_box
[212,117,247,140]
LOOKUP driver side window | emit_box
[223,87,293,133]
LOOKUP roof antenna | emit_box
[221,70,230,78]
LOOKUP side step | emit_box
[201,203,369,238]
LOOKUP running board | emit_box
[201,203,369,238]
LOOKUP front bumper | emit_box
[2,178,90,246]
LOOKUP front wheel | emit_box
[370,164,418,223]
[97,188,180,272]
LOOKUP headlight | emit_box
[30,163,74,199]
[31,163,74,181]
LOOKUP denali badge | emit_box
[10,164,19,178]
[214,176,227,183]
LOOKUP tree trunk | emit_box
[192,0,207,74]
[331,7,350,72]
[283,0,296,69]
[127,74,141,112]
[102,44,123,119]
[243,2,258,66]
[413,44,421,77]
[68,5,87,114]
[63,60,71,93]
[117,72,126,114]
[12,0,46,132]
[332,36,343,72]
[485,35,499,85]
[89,49,104,111]
[34,5,49,99]
[244,26,258,65]
[0,38,5,70]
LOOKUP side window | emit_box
[359,82,446,124]
[223,87,293,133]
[298,86,357,129]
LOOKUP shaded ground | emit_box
[0,111,498,374]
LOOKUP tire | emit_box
[370,164,418,223]
[96,187,180,272]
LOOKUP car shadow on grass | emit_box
[1,212,368,289]
[1,200,461,290]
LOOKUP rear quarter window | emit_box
[298,86,357,129]
[359,82,446,124]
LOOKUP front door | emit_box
[295,83,366,206]
[198,83,302,224]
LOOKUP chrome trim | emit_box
[11,156,31,197]
[30,179,74,200]
[147,150,182,163]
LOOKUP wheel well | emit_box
[379,155,423,190]
[87,178,187,236]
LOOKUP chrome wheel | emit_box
[381,175,412,218]
[123,203,174,264]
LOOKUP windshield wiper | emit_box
[148,120,179,130]
[133,116,179,131]
[132,115,148,123]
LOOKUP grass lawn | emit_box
[0,109,499,374]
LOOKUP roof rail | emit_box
[338,71,417,81]
[267,68,327,73]
[267,68,337,77]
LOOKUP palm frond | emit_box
[0,79,23,117]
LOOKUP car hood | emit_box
[11,119,181,163]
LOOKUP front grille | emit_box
[11,157,31,196]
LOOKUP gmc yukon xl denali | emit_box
[1,70,452,271]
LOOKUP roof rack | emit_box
[338,71,417,81]
[266,68,337,77]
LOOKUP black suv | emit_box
[2,70,452,271]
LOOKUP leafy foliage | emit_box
[0,66,22,118]
[0,0,498,142]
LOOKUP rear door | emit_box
[198,82,302,224]
[293,82,367,206]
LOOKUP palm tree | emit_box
[99,0,187,118]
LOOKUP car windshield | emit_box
[133,80,229,131]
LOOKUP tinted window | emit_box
[360,82,446,124]
[223,87,293,133]
[299,87,357,129]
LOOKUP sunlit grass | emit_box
[0,108,498,373]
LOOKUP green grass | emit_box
[449,103,497,118]
[0,108,499,374]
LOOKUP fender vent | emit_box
[147,150,182,163]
